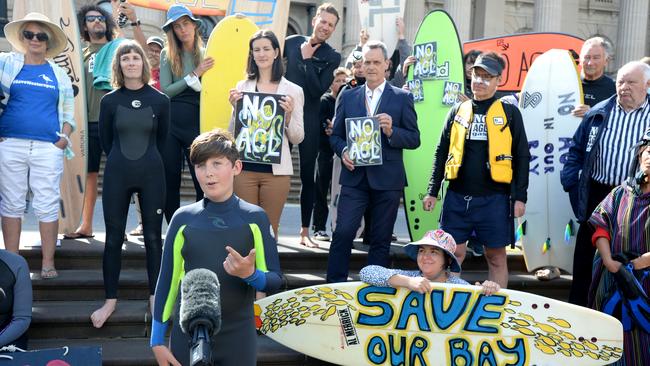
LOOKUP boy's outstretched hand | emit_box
[224,246,256,279]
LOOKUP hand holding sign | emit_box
[376,113,393,137]
[229,88,243,108]
[279,95,294,124]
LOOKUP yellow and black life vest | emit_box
[445,100,513,184]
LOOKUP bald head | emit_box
[616,61,650,111]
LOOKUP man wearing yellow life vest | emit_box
[423,52,530,288]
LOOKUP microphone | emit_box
[180,268,222,366]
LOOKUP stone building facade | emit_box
[0,0,647,72]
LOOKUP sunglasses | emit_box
[22,30,49,42]
[85,15,106,23]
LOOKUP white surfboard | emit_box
[255,282,623,365]
[518,49,583,273]
[13,0,88,234]
[329,156,364,237]
[358,0,406,57]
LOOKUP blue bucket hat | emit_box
[162,4,202,32]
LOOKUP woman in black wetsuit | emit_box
[90,41,169,328]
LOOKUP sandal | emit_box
[129,224,144,236]
[63,232,94,240]
[535,266,561,281]
[41,267,58,279]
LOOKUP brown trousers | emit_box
[234,170,290,237]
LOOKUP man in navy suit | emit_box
[327,40,420,283]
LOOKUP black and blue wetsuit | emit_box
[0,250,31,349]
[151,195,282,365]
[99,85,169,299]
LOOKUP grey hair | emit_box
[617,61,650,84]
[19,22,54,51]
[362,40,388,60]
[581,36,612,60]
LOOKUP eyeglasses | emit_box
[22,30,49,42]
[471,71,496,81]
[85,15,106,23]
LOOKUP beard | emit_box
[92,30,105,38]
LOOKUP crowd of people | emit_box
[0,1,648,365]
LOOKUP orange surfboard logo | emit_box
[464,33,584,92]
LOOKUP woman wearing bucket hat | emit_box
[0,12,75,280]
[159,4,213,222]
[360,229,500,295]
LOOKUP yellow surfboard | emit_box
[200,15,258,133]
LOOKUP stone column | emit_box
[404,0,426,43]
[328,0,344,54]
[136,7,166,38]
[533,0,562,32]
[473,0,505,38]
[444,0,472,42]
[616,0,649,68]
[342,0,361,62]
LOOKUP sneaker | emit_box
[313,230,331,241]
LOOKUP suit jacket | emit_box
[229,77,305,175]
[330,82,420,191]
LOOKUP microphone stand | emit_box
[189,321,212,366]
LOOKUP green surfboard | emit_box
[403,10,464,241]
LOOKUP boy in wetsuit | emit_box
[150,129,282,366]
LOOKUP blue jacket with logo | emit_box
[560,95,617,222]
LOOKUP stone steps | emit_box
[19,234,572,365]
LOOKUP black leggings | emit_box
[102,158,165,298]
[299,99,321,228]
[312,133,333,231]
[568,180,615,306]
[161,101,203,222]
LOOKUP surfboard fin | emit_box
[515,220,526,242]
[564,220,574,243]
[542,238,550,254]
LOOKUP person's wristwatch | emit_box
[130,19,141,27]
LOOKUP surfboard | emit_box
[329,155,364,237]
[13,0,88,234]
[403,10,464,242]
[518,49,583,273]
[464,33,584,92]
[330,155,342,232]
[128,0,227,16]
[255,282,623,365]
[200,15,258,133]
[358,0,406,57]
[227,0,291,50]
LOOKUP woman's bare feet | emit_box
[299,227,319,248]
[91,299,117,328]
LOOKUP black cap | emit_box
[471,54,503,76]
